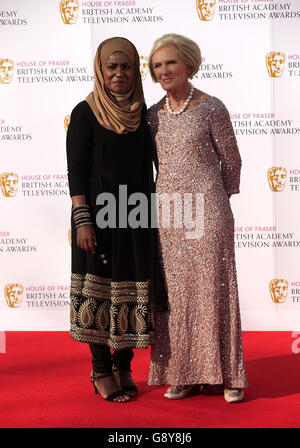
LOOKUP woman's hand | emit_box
[71,195,97,253]
[77,224,97,254]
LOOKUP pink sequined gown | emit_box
[147,96,248,388]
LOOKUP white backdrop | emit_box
[1,0,300,330]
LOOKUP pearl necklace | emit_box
[165,84,194,115]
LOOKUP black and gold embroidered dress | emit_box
[67,101,167,350]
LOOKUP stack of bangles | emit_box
[73,204,93,228]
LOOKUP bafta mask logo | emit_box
[60,0,79,24]
[267,167,287,192]
[196,0,216,21]
[0,59,14,84]
[269,279,288,304]
[64,115,71,133]
[4,284,23,308]
[266,52,286,78]
[139,56,149,81]
[0,172,19,197]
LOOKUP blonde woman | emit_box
[147,34,248,403]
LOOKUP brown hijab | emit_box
[86,37,144,134]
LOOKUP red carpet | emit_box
[0,332,299,428]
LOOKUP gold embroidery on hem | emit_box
[117,304,129,335]
[85,273,112,284]
[70,273,151,304]
[95,301,110,331]
[70,274,153,344]
[71,273,85,280]
[111,295,149,305]
[81,288,111,300]
[130,304,148,334]
[77,298,97,329]
[111,280,150,289]
[70,327,154,349]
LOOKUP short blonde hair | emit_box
[149,33,202,82]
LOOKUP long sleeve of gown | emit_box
[210,99,241,196]
[66,103,92,197]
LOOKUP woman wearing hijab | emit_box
[66,37,167,403]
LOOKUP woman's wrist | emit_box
[72,204,93,228]
[71,194,87,208]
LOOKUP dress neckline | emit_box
[158,95,212,116]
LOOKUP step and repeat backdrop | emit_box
[1,0,300,331]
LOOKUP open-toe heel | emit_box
[90,371,130,402]
[112,366,138,397]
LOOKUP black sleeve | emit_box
[145,105,159,173]
[66,102,93,197]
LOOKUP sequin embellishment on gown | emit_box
[147,96,248,388]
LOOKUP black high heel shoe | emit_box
[112,367,138,397]
[90,371,130,402]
